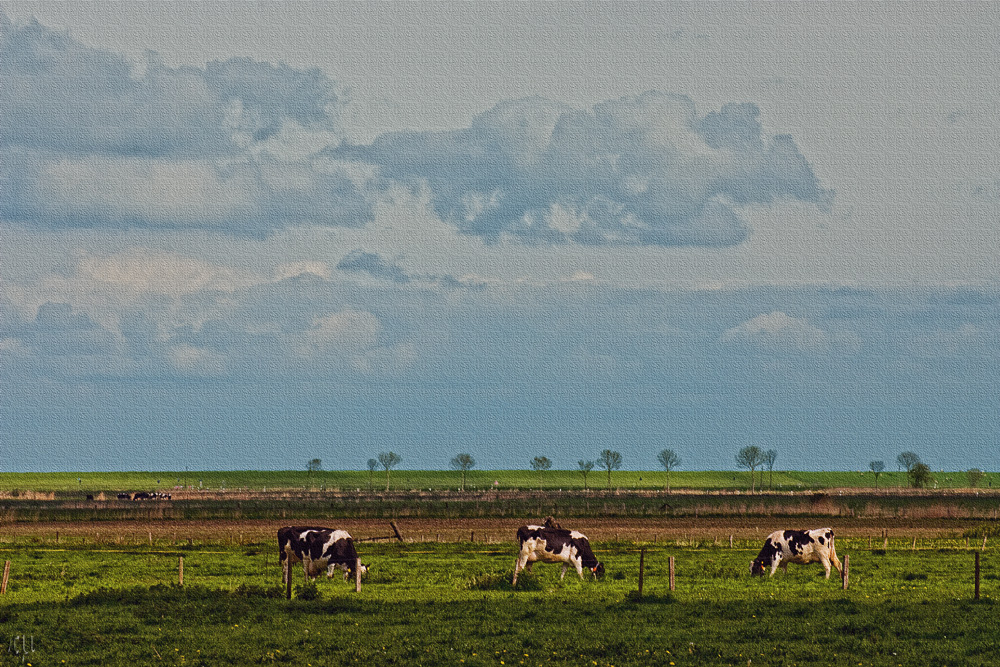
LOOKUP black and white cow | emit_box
[278,526,368,583]
[512,525,604,585]
[750,528,842,579]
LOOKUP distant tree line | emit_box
[303,446,987,493]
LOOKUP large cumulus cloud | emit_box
[0,17,338,156]
[334,92,832,246]
[0,15,373,235]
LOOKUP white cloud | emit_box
[303,309,381,353]
[168,343,227,375]
[720,311,829,352]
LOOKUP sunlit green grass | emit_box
[1,541,996,665]
[3,469,998,493]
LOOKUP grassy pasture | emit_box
[1,538,997,665]
[3,469,999,494]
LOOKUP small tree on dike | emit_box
[763,449,777,490]
[967,468,984,489]
[897,451,921,473]
[908,462,933,489]
[307,458,322,477]
[597,449,623,490]
[378,451,402,491]
[578,460,595,490]
[735,446,764,493]
[656,449,680,493]
[450,453,476,491]
[869,460,885,490]
[366,458,378,491]
[530,456,552,490]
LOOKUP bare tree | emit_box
[577,460,595,490]
[966,468,984,489]
[366,458,378,491]
[656,449,680,493]
[597,449,623,490]
[869,460,885,490]
[763,449,777,490]
[450,453,476,491]
[378,451,402,491]
[307,458,322,477]
[735,446,764,493]
[897,451,921,473]
[530,456,552,490]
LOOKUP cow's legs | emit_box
[770,559,783,577]
[828,549,843,577]
[512,552,530,585]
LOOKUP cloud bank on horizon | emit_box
[1,9,998,474]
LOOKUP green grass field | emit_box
[1,539,996,665]
[3,469,997,493]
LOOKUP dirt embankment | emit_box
[0,515,989,547]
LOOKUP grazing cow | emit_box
[278,526,368,583]
[750,528,842,579]
[513,525,604,585]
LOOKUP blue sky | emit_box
[1,3,998,473]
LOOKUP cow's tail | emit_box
[828,530,843,574]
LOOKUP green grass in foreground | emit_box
[4,469,999,493]
[0,541,996,665]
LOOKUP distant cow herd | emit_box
[278,516,842,587]
[117,492,172,500]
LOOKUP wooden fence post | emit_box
[355,558,362,593]
[974,552,980,601]
[285,559,292,600]
[390,522,404,542]
[470,531,475,542]
[637,548,645,598]
[983,535,988,550]
[1,561,10,594]
[842,554,849,590]
[668,556,675,591]
[730,535,734,548]
[178,557,184,586]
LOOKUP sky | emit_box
[1,2,998,473]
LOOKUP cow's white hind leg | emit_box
[821,557,832,579]
[513,552,530,585]
[560,563,568,580]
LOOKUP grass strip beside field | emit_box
[3,469,999,493]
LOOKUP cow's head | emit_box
[591,562,605,579]
[749,559,767,577]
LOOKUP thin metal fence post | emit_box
[638,548,645,598]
